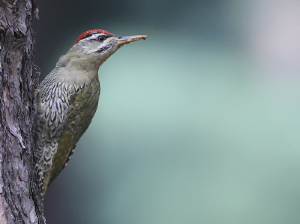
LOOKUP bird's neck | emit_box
[56,51,104,72]
[54,52,102,86]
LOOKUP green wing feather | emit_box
[42,79,100,191]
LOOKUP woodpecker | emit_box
[35,29,147,194]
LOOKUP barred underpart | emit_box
[34,65,100,194]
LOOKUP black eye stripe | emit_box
[98,34,114,41]
[90,36,110,42]
[94,44,112,53]
[80,33,115,42]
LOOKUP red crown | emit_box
[73,29,113,45]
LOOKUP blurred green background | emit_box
[33,0,300,223]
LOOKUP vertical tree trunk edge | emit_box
[0,0,44,223]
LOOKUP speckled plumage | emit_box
[35,61,100,193]
[34,29,147,195]
[35,40,106,193]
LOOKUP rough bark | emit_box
[0,0,44,223]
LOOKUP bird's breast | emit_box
[49,77,101,181]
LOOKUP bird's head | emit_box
[69,29,147,67]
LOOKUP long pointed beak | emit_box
[115,35,147,46]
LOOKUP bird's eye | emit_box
[98,36,105,42]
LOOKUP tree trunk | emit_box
[0,0,44,223]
